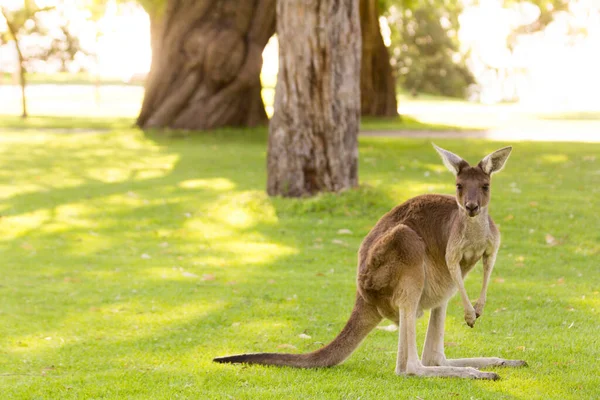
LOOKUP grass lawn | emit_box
[0,122,599,399]
[0,114,467,133]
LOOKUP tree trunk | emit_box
[18,52,27,118]
[1,7,28,118]
[136,0,275,130]
[359,0,397,117]
[267,0,361,197]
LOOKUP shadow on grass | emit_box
[0,128,598,398]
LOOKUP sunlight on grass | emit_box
[213,240,298,266]
[178,178,235,191]
[539,154,569,164]
[210,192,278,228]
[0,209,51,239]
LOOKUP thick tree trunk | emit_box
[136,0,275,130]
[359,0,397,117]
[267,0,361,197]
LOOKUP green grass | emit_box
[0,114,466,133]
[1,72,143,86]
[0,115,134,130]
[0,122,599,399]
[536,111,600,121]
[360,115,474,131]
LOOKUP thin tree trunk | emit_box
[136,0,275,130]
[267,0,361,197]
[17,48,27,118]
[1,8,28,118]
[360,0,397,117]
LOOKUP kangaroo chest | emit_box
[419,221,490,310]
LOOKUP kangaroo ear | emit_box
[479,146,512,175]
[432,143,467,176]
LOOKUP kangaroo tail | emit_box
[213,294,382,368]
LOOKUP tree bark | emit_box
[267,0,361,197]
[136,0,275,130]
[359,0,397,117]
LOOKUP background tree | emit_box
[384,0,474,98]
[0,1,54,118]
[360,0,397,116]
[267,0,361,197]
[135,0,275,130]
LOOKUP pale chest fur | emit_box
[419,215,493,310]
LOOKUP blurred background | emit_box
[1,0,599,132]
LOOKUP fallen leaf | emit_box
[445,342,458,347]
[494,277,505,283]
[182,271,199,278]
[316,272,325,277]
[298,333,311,339]
[337,229,352,235]
[516,346,526,351]
[141,253,151,259]
[267,279,276,284]
[545,234,558,246]
[331,239,347,246]
[21,242,35,251]
[201,274,215,281]
[557,277,565,285]
[504,214,514,221]
[529,201,538,207]
[277,344,297,350]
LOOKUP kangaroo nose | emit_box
[466,203,479,213]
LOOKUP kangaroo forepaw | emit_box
[474,301,485,318]
[464,308,477,328]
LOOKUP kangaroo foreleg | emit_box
[474,248,497,317]
[447,262,478,328]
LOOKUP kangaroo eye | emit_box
[456,184,463,190]
[482,185,490,192]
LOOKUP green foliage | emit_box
[0,120,599,398]
[384,0,474,98]
[0,1,84,72]
[0,2,52,44]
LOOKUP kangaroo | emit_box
[214,144,526,380]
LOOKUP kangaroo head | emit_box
[433,144,512,217]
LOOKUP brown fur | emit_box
[214,145,526,379]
